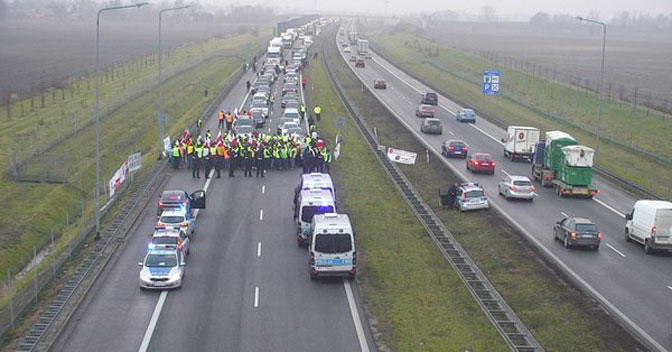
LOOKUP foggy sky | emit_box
[211,0,671,20]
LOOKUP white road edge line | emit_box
[605,243,626,258]
[138,291,167,352]
[254,286,260,308]
[667,286,672,291]
[259,209,264,221]
[257,242,262,257]
[343,280,370,352]
[500,168,510,177]
[560,211,569,218]
[593,197,626,218]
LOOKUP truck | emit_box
[266,46,282,66]
[503,126,539,161]
[531,130,599,198]
[269,37,283,48]
[348,31,358,45]
[281,34,293,49]
[356,39,369,56]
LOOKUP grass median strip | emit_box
[328,28,643,351]
[366,26,671,199]
[306,33,507,351]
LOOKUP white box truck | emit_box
[356,39,369,55]
[626,200,672,254]
[503,126,540,161]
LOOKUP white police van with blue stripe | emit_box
[309,213,356,280]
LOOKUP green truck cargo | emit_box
[532,131,599,198]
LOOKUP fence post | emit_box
[51,229,56,279]
[426,149,430,164]
[34,246,38,303]
[7,270,14,327]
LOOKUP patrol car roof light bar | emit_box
[95,2,149,239]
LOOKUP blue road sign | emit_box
[483,70,501,95]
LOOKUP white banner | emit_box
[127,152,142,172]
[387,147,417,165]
[163,137,172,156]
[334,143,341,160]
[108,161,129,198]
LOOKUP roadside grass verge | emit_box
[366,28,671,198]
[0,33,267,303]
[306,30,507,351]
[332,29,644,351]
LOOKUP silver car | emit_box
[420,118,442,134]
[456,183,489,212]
[150,228,191,256]
[498,175,536,201]
[138,249,185,290]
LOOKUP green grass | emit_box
[367,28,672,198]
[0,32,268,303]
[331,28,643,351]
[306,30,507,351]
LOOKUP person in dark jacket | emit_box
[448,183,458,209]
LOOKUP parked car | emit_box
[250,109,265,128]
[415,104,436,118]
[282,83,298,96]
[355,58,365,68]
[138,249,185,290]
[373,79,387,89]
[456,108,477,123]
[344,47,351,53]
[282,93,299,108]
[349,55,357,62]
[156,190,205,216]
[156,208,195,237]
[149,228,191,256]
[441,140,469,158]
[554,217,602,250]
[466,153,496,174]
[420,118,442,134]
[421,92,438,105]
[498,175,536,201]
[455,183,489,212]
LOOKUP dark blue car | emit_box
[441,140,469,158]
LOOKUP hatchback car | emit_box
[415,104,436,118]
[282,83,298,96]
[498,175,536,201]
[250,109,265,128]
[373,80,387,89]
[466,153,496,174]
[441,140,469,158]
[456,108,476,123]
[349,55,357,62]
[249,101,269,118]
[355,58,365,68]
[420,118,442,134]
[554,217,602,250]
[156,209,195,236]
[455,183,489,212]
[150,228,191,256]
[421,92,438,105]
[284,100,300,110]
[138,249,185,290]
[156,190,205,216]
[282,93,299,108]
[344,47,351,53]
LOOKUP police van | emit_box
[295,189,335,247]
[294,173,336,207]
[309,213,356,280]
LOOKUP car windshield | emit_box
[301,205,334,222]
[252,101,267,108]
[152,237,178,245]
[450,142,465,147]
[283,123,299,130]
[251,111,264,119]
[576,223,598,232]
[513,180,532,186]
[284,112,299,119]
[235,119,254,127]
[145,254,177,267]
[160,216,184,224]
[286,102,300,109]
[474,154,491,160]
[426,93,437,99]
[465,190,484,198]
[427,120,441,126]
[461,109,474,115]
[314,234,352,254]
[160,192,184,203]
[284,94,298,101]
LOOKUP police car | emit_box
[156,189,206,216]
[138,249,185,290]
[149,228,191,256]
[156,208,195,236]
[295,189,335,247]
[309,213,356,280]
[455,182,489,212]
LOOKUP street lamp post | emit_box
[158,5,191,159]
[95,2,149,239]
[576,16,607,161]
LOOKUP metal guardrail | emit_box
[368,44,667,201]
[322,27,543,352]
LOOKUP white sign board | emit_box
[108,162,129,198]
[163,137,172,157]
[127,152,142,172]
[334,143,341,160]
[387,147,417,165]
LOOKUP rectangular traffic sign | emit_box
[483,70,501,95]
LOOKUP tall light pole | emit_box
[95,2,149,239]
[158,5,191,159]
[576,16,606,161]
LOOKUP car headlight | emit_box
[168,272,181,282]
[140,270,151,280]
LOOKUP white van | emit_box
[309,213,356,280]
[294,173,335,206]
[625,200,672,254]
[295,189,335,247]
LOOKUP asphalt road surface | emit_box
[52,46,373,352]
[337,26,671,351]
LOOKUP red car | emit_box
[466,153,496,174]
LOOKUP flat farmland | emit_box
[423,21,672,105]
[0,19,247,97]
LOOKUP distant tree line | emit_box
[529,11,672,29]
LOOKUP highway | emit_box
[52,41,373,352]
[336,26,672,351]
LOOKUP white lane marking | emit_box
[667,286,672,291]
[343,280,370,352]
[257,242,262,257]
[469,123,504,146]
[561,211,569,218]
[259,209,264,221]
[593,197,626,218]
[447,130,454,135]
[605,243,626,258]
[261,185,266,194]
[500,168,510,177]
[194,170,214,219]
[138,291,167,352]
[254,286,260,308]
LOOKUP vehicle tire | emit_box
[441,148,445,156]
[490,170,495,175]
[644,240,652,254]
[503,190,508,199]
[528,197,534,202]
[310,272,318,280]
[553,229,557,241]
[349,271,356,280]
[625,228,631,242]
[564,235,570,248]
